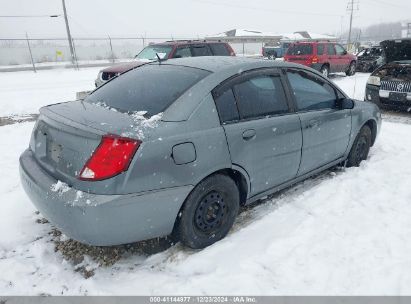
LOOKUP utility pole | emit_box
[62,0,75,65]
[347,0,354,52]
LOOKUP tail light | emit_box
[79,135,141,181]
[311,56,319,64]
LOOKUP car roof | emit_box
[150,40,227,47]
[151,57,310,122]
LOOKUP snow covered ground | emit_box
[0,68,411,295]
[0,67,104,117]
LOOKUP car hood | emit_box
[372,61,411,81]
[381,39,411,63]
[100,60,147,73]
[358,55,381,63]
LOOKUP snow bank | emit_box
[1,120,411,295]
[0,67,105,117]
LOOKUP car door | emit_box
[285,69,352,175]
[326,43,338,72]
[212,69,302,196]
[335,44,350,72]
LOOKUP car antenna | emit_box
[156,53,163,64]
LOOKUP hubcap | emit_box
[194,191,226,233]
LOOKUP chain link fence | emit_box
[0,37,196,67]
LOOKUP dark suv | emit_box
[284,41,357,77]
[95,40,235,87]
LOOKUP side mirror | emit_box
[338,98,354,109]
[343,50,348,55]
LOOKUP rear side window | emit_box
[191,45,212,56]
[214,88,239,123]
[287,44,313,55]
[85,65,210,117]
[209,43,230,56]
[317,44,325,55]
[327,44,336,55]
[174,46,192,58]
[286,70,337,111]
[233,75,289,119]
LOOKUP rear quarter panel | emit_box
[122,93,232,194]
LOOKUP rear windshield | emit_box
[85,64,211,117]
[287,44,313,56]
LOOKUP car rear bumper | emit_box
[19,149,192,246]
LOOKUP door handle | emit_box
[307,119,320,128]
[242,129,256,140]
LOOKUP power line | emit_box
[364,0,411,9]
[0,15,60,18]
[193,0,343,17]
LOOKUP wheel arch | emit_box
[363,119,377,146]
[170,167,250,239]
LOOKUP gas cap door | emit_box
[172,142,196,165]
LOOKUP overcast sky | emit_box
[0,0,410,39]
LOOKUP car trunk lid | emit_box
[30,101,161,185]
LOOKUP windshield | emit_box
[136,45,173,60]
[85,64,210,117]
[287,44,313,56]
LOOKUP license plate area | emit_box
[48,140,63,163]
[389,92,407,102]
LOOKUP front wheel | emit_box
[346,61,356,76]
[174,174,240,249]
[320,65,330,78]
[346,125,372,167]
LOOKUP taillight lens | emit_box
[311,56,319,64]
[79,135,140,181]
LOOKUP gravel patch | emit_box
[35,214,173,278]
[0,114,38,126]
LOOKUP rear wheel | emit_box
[346,61,356,76]
[347,125,372,167]
[174,174,240,249]
[320,65,329,78]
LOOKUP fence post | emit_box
[71,38,79,70]
[25,32,36,73]
[108,36,115,63]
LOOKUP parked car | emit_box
[365,38,411,111]
[356,46,384,72]
[262,42,291,59]
[95,40,235,87]
[20,57,380,249]
[283,41,357,77]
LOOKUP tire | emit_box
[174,174,240,249]
[346,61,356,76]
[346,125,372,167]
[320,65,329,78]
